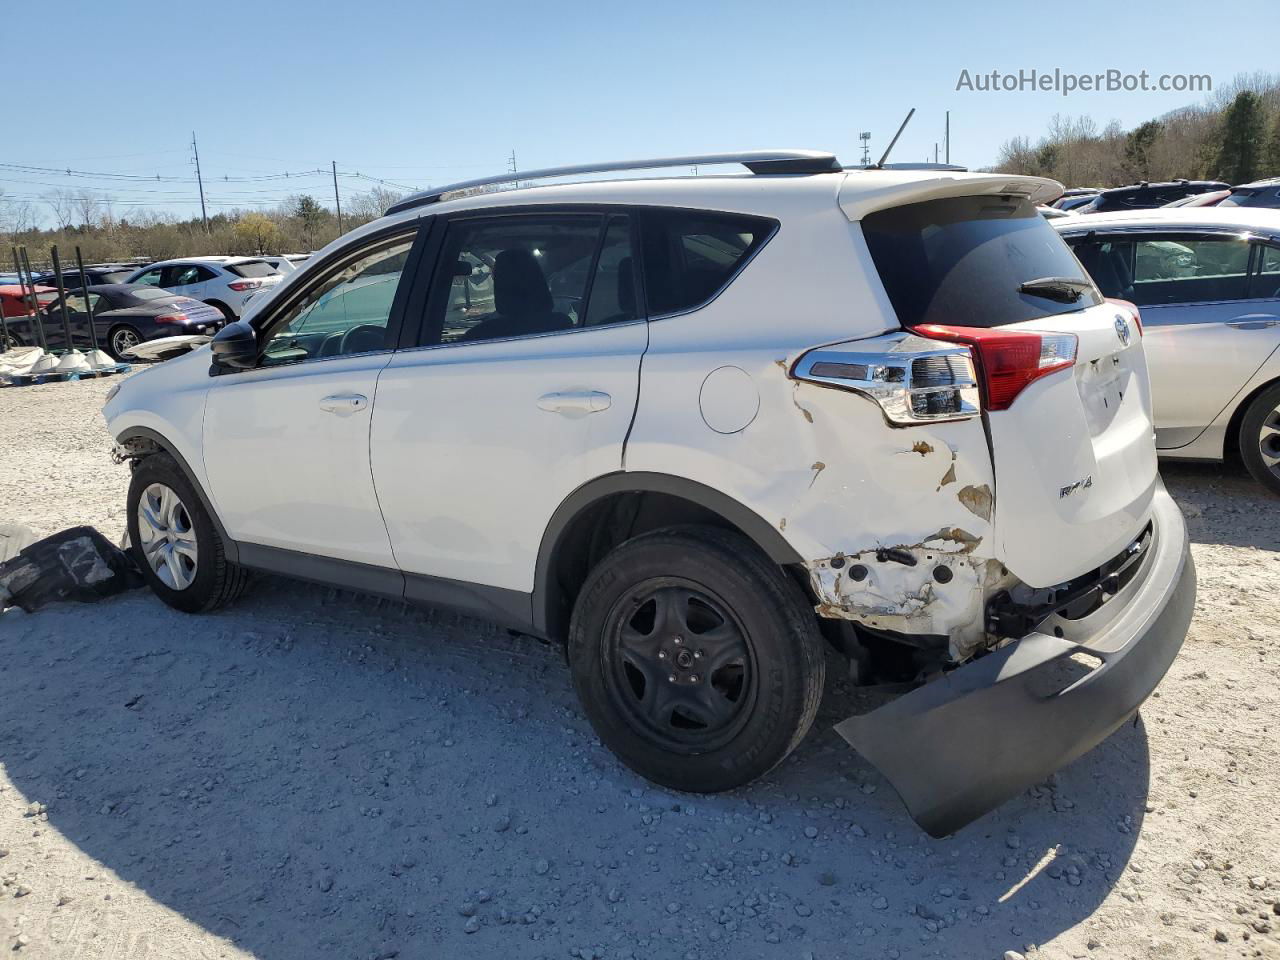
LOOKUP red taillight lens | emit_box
[914,324,1077,411]
[155,312,187,325]
[227,279,262,292]
[1105,297,1142,335]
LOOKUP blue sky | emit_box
[4,0,1270,224]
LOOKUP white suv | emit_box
[104,151,1195,836]
[125,256,284,321]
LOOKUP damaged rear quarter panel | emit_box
[626,345,1000,657]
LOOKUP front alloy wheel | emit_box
[136,482,198,590]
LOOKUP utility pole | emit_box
[945,111,950,164]
[508,149,517,173]
[332,160,344,234]
[858,131,872,167]
[190,131,209,233]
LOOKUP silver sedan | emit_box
[1055,208,1280,494]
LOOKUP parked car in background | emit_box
[1038,205,1075,219]
[261,254,311,273]
[1076,180,1230,214]
[0,283,55,319]
[31,263,137,289]
[1055,208,1280,493]
[3,284,226,359]
[106,151,1194,837]
[124,257,284,321]
[1220,177,1280,210]
[1163,189,1230,208]
[1052,188,1101,211]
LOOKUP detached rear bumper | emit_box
[835,484,1194,837]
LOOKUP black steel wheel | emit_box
[569,525,825,793]
[605,580,755,753]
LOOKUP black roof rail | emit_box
[384,150,842,216]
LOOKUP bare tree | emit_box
[43,189,78,230]
[72,193,103,230]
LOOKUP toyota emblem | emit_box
[1114,315,1131,347]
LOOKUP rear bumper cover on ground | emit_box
[835,485,1195,837]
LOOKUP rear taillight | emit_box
[915,325,1077,411]
[792,336,980,424]
[155,312,188,325]
[1105,297,1143,335]
[228,279,262,292]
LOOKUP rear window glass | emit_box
[100,271,133,284]
[127,287,177,302]
[640,210,775,316]
[225,260,278,278]
[861,195,1099,329]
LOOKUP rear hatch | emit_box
[860,191,1157,588]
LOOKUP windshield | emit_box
[861,194,1100,329]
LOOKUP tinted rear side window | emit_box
[861,195,1099,329]
[640,209,775,316]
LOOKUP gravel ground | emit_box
[1,375,1278,960]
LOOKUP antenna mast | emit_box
[874,108,915,169]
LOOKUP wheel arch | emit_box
[115,426,238,563]
[533,472,807,641]
[1224,374,1280,464]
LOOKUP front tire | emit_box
[568,526,825,792]
[127,454,248,613]
[1240,383,1280,496]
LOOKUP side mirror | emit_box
[209,320,258,372]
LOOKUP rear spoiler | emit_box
[839,172,1063,221]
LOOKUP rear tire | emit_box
[1239,383,1280,496]
[568,525,825,792]
[108,325,142,361]
[127,454,249,613]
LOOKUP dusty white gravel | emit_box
[0,375,1278,960]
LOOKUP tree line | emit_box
[991,72,1280,187]
[0,186,404,269]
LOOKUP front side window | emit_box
[260,236,414,365]
[428,214,636,345]
[639,209,773,317]
[132,268,163,287]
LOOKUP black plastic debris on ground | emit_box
[0,526,143,612]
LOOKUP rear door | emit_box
[861,195,1158,588]
[370,209,647,601]
[1068,230,1280,449]
[163,263,212,300]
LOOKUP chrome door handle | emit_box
[537,390,612,417]
[319,393,368,415]
[1227,314,1280,330]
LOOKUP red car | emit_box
[0,284,56,319]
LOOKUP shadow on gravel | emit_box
[1161,460,1280,552]
[0,578,1149,960]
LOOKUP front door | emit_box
[201,228,422,567]
[371,211,647,599]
